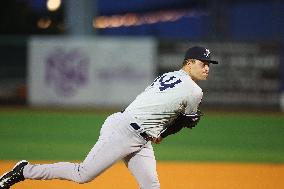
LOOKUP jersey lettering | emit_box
[151,74,182,91]
[150,76,161,87]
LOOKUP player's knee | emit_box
[75,174,93,184]
[74,164,94,184]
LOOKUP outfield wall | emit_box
[281,46,284,111]
[27,37,283,110]
[157,41,282,109]
[28,36,156,107]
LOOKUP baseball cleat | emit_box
[0,160,28,189]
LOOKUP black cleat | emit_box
[0,160,28,189]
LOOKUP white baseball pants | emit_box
[23,112,160,189]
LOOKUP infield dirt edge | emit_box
[1,161,283,189]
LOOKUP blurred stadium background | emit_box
[0,0,284,110]
[0,0,284,188]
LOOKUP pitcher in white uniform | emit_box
[0,46,218,189]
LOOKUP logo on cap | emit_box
[204,48,210,58]
[184,46,218,64]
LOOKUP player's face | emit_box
[189,59,210,81]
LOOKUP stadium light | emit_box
[93,10,208,29]
[47,0,61,12]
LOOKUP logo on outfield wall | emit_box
[45,48,90,97]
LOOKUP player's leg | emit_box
[22,112,137,184]
[0,112,149,188]
[1,112,146,188]
[123,142,160,189]
[23,133,123,184]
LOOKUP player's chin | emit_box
[201,74,209,80]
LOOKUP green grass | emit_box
[0,109,283,163]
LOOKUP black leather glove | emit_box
[160,110,203,138]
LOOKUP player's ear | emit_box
[182,59,193,70]
[186,60,191,65]
[187,59,195,67]
[183,59,191,66]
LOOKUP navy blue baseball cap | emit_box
[184,46,218,64]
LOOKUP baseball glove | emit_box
[159,110,203,138]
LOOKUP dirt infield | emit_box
[1,161,283,189]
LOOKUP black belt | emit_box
[130,123,152,141]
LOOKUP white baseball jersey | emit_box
[20,69,203,189]
[125,69,203,137]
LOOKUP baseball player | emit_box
[0,46,218,189]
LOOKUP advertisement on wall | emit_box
[28,37,156,107]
